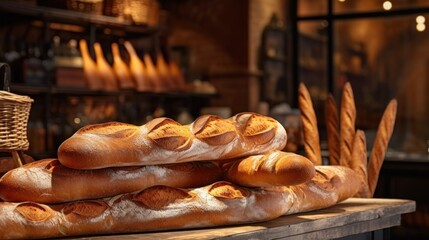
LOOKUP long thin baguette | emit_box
[325,94,340,165]
[351,130,371,198]
[224,151,316,187]
[57,112,287,169]
[298,83,322,165]
[0,166,360,239]
[0,182,293,239]
[368,99,397,196]
[0,159,222,204]
[339,82,356,168]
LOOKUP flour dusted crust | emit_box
[0,159,222,203]
[57,112,287,169]
[0,182,293,239]
[0,164,361,239]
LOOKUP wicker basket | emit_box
[0,63,33,151]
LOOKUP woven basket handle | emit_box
[0,62,11,92]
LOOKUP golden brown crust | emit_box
[234,112,278,146]
[192,115,236,145]
[351,130,371,198]
[368,99,397,196]
[298,83,322,165]
[339,82,356,168]
[0,182,292,239]
[224,151,316,187]
[57,112,287,169]
[325,94,340,165]
[147,118,192,151]
[0,159,222,203]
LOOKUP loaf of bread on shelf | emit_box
[0,159,222,204]
[0,164,360,240]
[223,151,316,187]
[57,112,288,169]
[0,181,294,239]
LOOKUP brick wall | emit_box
[164,0,288,114]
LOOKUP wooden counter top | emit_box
[68,198,415,240]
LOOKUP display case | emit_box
[0,0,217,158]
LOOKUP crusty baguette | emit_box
[325,94,340,165]
[267,165,360,214]
[351,130,371,198]
[0,165,360,239]
[368,99,397,196]
[298,83,322,165]
[0,158,222,204]
[224,151,316,187]
[0,182,294,239]
[57,112,287,169]
[339,82,356,168]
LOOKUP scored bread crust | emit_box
[298,83,322,165]
[0,159,222,204]
[368,99,397,196]
[339,82,356,168]
[224,151,316,187]
[0,182,293,239]
[0,165,360,240]
[57,112,287,169]
[325,94,340,166]
[351,130,371,198]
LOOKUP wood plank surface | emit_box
[66,198,415,240]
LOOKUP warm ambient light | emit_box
[338,0,346,2]
[416,15,426,24]
[383,1,392,11]
[416,23,426,32]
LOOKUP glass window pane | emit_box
[298,21,328,119]
[298,0,328,17]
[334,16,429,154]
[334,0,429,14]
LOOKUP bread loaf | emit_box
[351,130,371,198]
[224,151,316,187]
[368,99,397,196]
[0,181,293,239]
[298,83,322,165]
[0,165,360,239]
[0,158,222,204]
[325,94,340,165]
[339,82,356,168]
[57,112,287,169]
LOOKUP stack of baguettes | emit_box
[0,112,362,239]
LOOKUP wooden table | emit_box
[69,198,415,240]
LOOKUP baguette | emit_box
[0,182,294,239]
[57,112,287,169]
[368,99,397,196]
[325,94,340,165]
[0,158,222,204]
[351,130,371,198]
[339,82,356,168]
[298,83,322,165]
[0,166,359,239]
[224,151,316,187]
